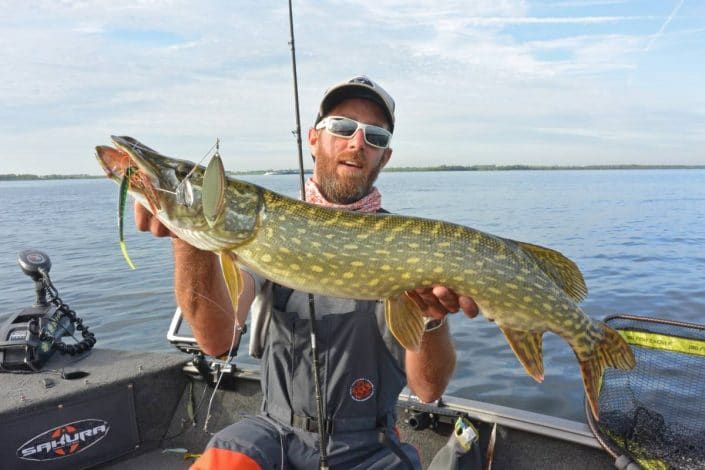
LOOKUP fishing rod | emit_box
[288,0,307,200]
[287,2,330,469]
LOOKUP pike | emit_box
[95,136,635,420]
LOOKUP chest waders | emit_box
[265,286,416,470]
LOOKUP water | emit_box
[1,170,703,421]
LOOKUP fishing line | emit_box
[148,140,219,203]
[202,316,242,433]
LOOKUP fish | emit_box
[95,135,635,419]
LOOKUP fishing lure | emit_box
[119,166,138,269]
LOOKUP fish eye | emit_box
[176,162,194,179]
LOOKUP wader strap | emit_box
[378,425,415,470]
[272,284,294,312]
[292,414,334,435]
[267,406,394,435]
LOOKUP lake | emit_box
[1,169,703,422]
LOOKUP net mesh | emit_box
[589,315,705,470]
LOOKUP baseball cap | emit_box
[315,75,395,132]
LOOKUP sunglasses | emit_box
[315,116,392,149]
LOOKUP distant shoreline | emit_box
[2,164,704,180]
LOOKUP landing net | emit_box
[587,314,705,470]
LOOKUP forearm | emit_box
[405,321,456,403]
[172,239,253,355]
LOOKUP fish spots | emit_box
[401,272,411,280]
[381,265,391,271]
[433,267,444,273]
[291,237,302,245]
[488,287,501,294]
[279,247,291,254]
[506,283,519,290]
[438,242,451,248]
[408,243,420,249]
[289,263,301,271]
[311,265,324,273]
[343,272,354,279]
[344,243,358,250]
[351,261,364,267]
[368,279,380,287]
[375,249,390,255]
[542,303,553,311]
[261,254,272,263]
[407,257,420,264]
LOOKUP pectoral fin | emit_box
[384,293,426,351]
[219,251,243,314]
[498,326,545,382]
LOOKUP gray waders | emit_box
[203,286,421,469]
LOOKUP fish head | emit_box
[96,136,260,250]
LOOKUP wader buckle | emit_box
[292,414,334,434]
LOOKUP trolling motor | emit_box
[0,249,96,372]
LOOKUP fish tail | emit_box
[578,321,636,421]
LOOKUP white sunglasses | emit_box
[315,116,392,149]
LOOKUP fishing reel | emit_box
[0,249,96,372]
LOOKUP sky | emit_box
[1,0,703,175]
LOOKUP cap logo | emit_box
[350,377,375,402]
[349,76,374,88]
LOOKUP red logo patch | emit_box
[350,378,374,402]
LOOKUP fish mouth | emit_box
[95,135,174,191]
[95,144,130,181]
[110,136,162,185]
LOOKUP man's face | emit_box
[308,97,393,204]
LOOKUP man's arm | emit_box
[404,286,478,403]
[134,203,255,356]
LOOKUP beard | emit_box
[315,150,385,204]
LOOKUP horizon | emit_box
[1,1,703,175]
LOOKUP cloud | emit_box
[0,0,703,173]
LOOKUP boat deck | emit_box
[0,349,614,469]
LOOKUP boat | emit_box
[0,318,614,469]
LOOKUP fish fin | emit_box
[498,326,545,382]
[218,251,243,314]
[511,240,588,302]
[384,293,426,351]
[577,321,636,421]
[202,151,226,227]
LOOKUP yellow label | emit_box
[619,329,705,356]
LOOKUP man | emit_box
[135,76,479,469]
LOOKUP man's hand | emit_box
[406,286,479,320]
[134,202,173,237]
